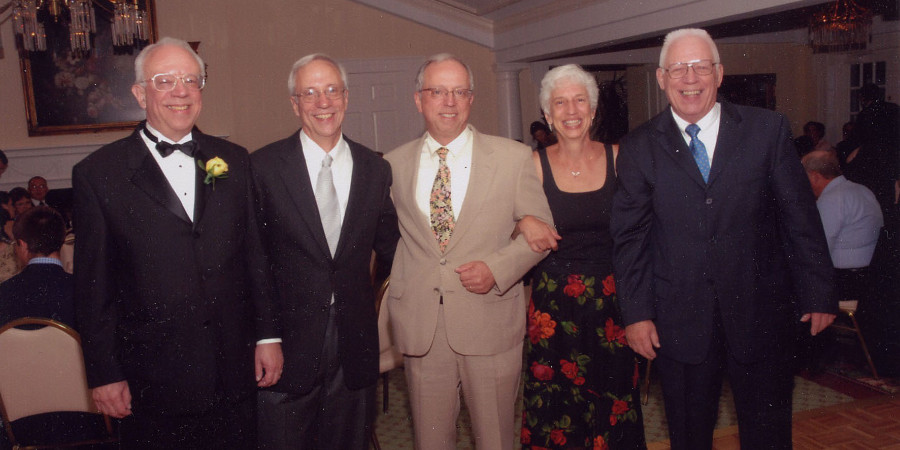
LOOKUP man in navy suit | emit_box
[73,37,281,449]
[611,28,837,450]
[252,54,399,449]
[0,207,73,327]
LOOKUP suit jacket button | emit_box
[193,230,201,238]
[705,198,713,205]
[202,320,211,328]
[440,258,447,265]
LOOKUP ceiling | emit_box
[355,0,898,63]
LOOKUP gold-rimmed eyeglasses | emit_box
[663,60,719,79]
[145,73,206,92]
[420,88,473,100]
[292,86,347,103]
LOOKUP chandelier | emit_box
[809,0,873,53]
[8,0,148,54]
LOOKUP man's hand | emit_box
[255,342,284,387]
[515,216,561,252]
[92,380,132,418]
[625,320,660,360]
[801,312,836,336]
[455,261,496,294]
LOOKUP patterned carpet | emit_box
[372,366,854,448]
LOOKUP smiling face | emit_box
[415,59,473,145]
[545,79,593,143]
[656,35,723,124]
[291,59,348,151]
[131,45,203,141]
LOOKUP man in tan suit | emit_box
[385,53,553,449]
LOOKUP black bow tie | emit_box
[143,127,198,158]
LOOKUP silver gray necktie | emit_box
[315,154,341,256]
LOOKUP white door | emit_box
[342,57,424,154]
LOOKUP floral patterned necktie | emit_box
[430,147,454,252]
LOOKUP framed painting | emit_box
[18,0,158,136]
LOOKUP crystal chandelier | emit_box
[809,0,873,53]
[8,0,147,54]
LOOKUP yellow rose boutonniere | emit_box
[199,156,229,189]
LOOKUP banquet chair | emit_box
[829,300,879,379]
[375,278,403,412]
[371,278,402,450]
[0,317,117,449]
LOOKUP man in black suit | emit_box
[252,54,399,449]
[72,37,281,449]
[611,28,837,450]
[0,207,73,327]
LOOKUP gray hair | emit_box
[134,37,205,85]
[658,28,720,68]
[287,54,349,95]
[539,64,599,114]
[414,53,474,92]
[802,150,842,179]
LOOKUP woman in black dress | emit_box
[519,64,645,449]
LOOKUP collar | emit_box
[821,175,847,197]
[28,257,63,267]
[424,127,472,158]
[299,129,349,162]
[671,102,721,134]
[144,122,194,145]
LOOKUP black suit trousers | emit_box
[655,311,794,450]
[257,305,375,449]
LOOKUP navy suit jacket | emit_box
[611,103,837,364]
[73,126,274,415]
[0,262,74,328]
[251,131,399,394]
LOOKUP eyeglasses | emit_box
[145,73,206,91]
[420,88,473,100]
[292,86,346,103]
[663,60,718,79]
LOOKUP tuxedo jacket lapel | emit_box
[192,138,211,230]
[126,131,192,224]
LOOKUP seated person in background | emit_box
[0,192,22,283]
[0,192,14,243]
[835,121,858,169]
[804,121,834,153]
[802,150,884,299]
[27,176,50,208]
[9,187,32,218]
[530,120,556,150]
[795,135,815,157]
[0,207,74,327]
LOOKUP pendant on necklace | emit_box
[571,171,581,177]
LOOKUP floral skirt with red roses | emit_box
[522,270,646,450]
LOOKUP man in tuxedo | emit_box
[252,54,399,449]
[0,207,73,327]
[73,37,281,449]
[611,28,837,450]
[385,54,553,449]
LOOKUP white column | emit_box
[494,64,527,141]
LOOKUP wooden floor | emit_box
[648,393,900,449]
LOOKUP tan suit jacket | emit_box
[385,125,553,357]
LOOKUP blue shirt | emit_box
[815,176,884,268]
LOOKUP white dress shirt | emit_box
[300,130,353,225]
[415,127,473,222]
[672,102,721,166]
[141,123,197,221]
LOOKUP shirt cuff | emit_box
[256,338,282,345]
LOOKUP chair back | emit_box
[0,318,96,424]
[375,279,403,373]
